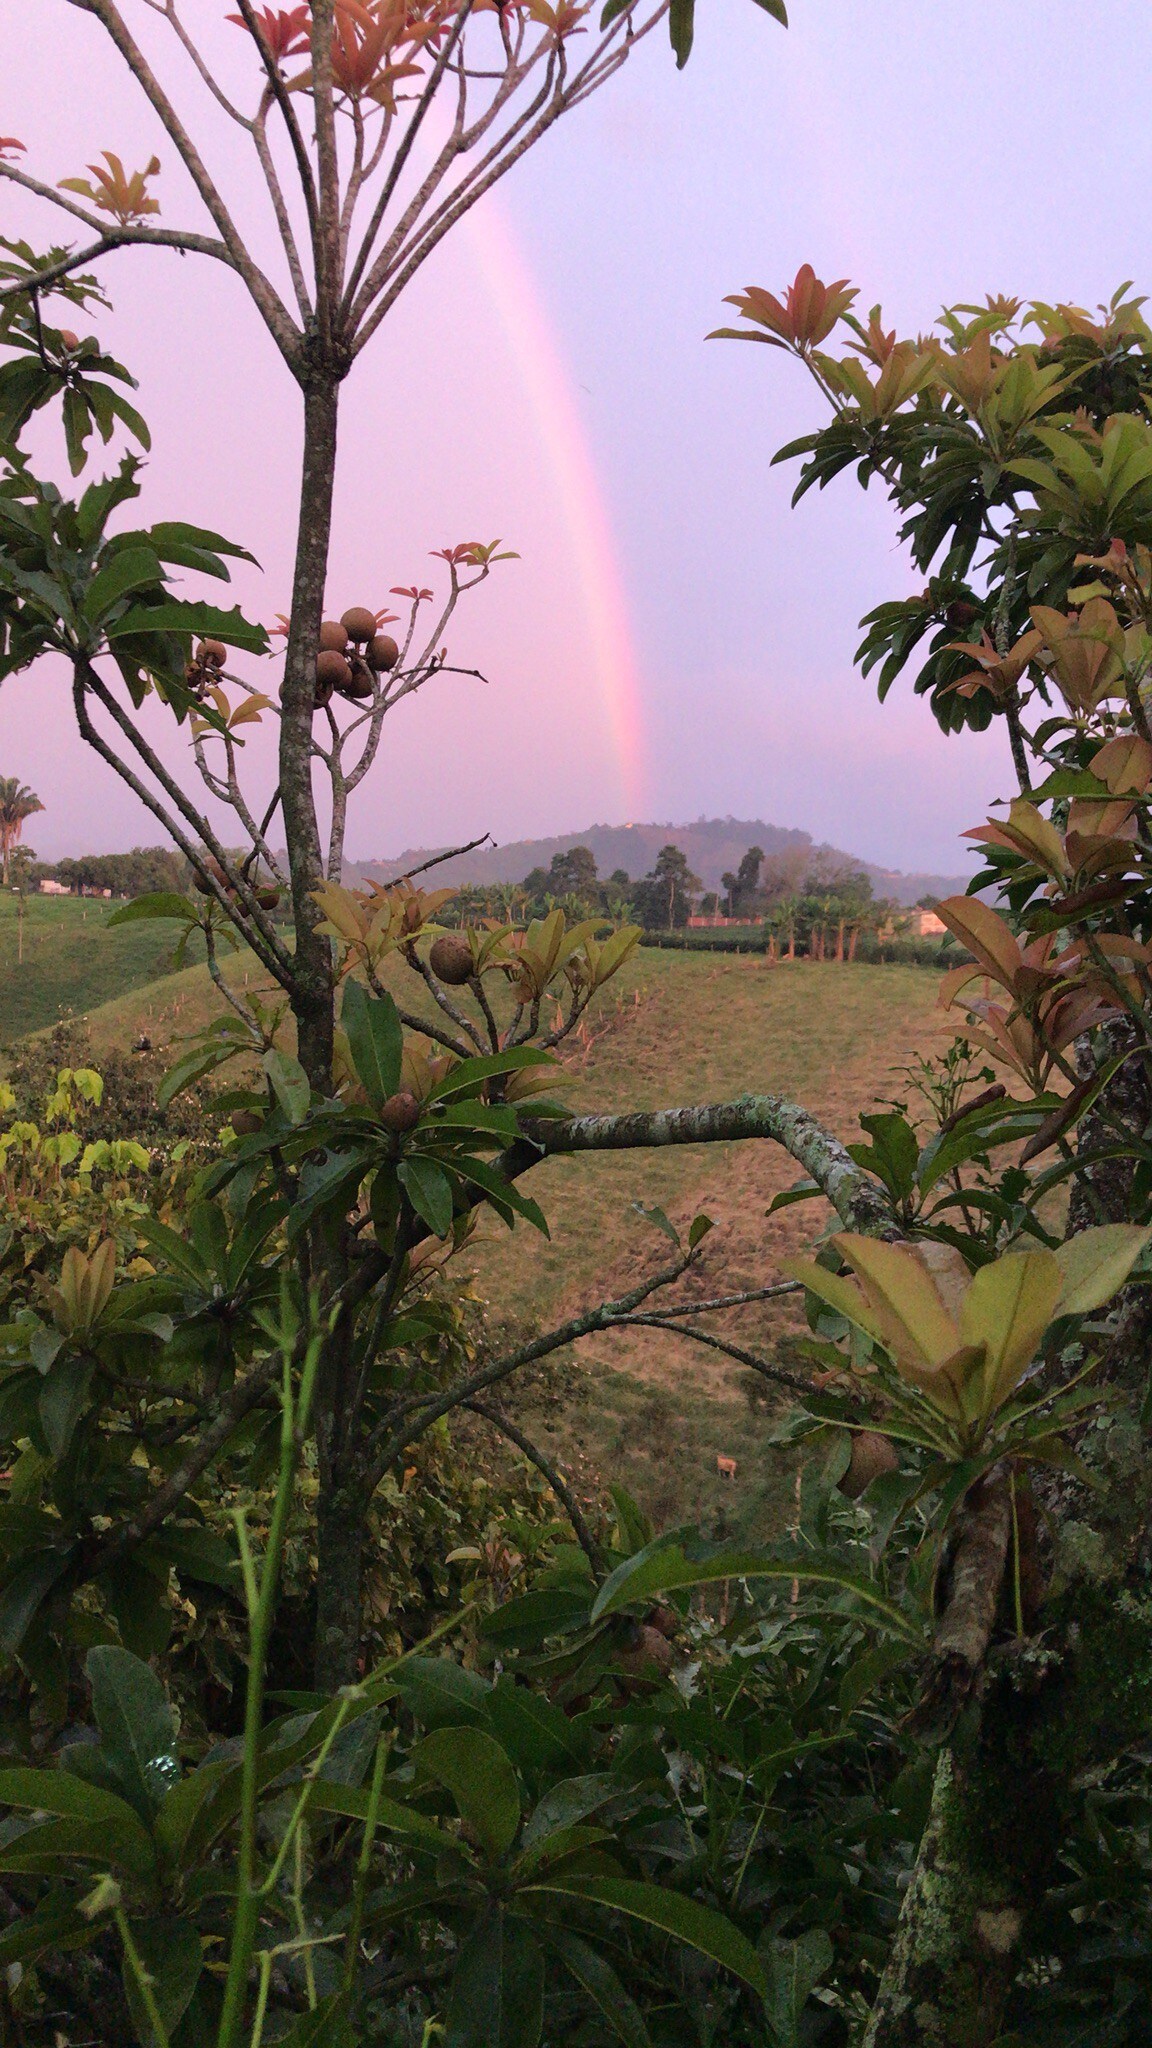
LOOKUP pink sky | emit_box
[5,2,1150,873]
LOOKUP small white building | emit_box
[38,879,71,895]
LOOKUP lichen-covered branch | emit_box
[512,1093,891,1233]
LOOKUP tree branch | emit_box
[509,1095,891,1233]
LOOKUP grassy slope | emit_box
[70,946,952,1537]
[459,953,951,1536]
[0,894,185,1047]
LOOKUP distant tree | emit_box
[722,845,765,918]
[0,778,44,884]
[633,844,701,929]
[50,845,192,897]
[548,845,599,898]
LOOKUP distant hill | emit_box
[348,817,970,907]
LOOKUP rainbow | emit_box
[463,198,649,817]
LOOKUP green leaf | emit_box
[342,979,403,1108]
[107,891,197,927]
[848,1111,918,1204]
[1054,1223,1152,1318]
[263,1047,310,1124]
[546,1928,653,2048]
[765,1929,833,2047]
[446,1911,544,2048]
[424,1046,554,1103]
[0,1766,149,1836]
[399,1156,454,1238]
[81,544,161,625]
[62,384,90,475]
[750,0,787,20]
[122,1916,202,2046]
[0,1549,71,1656]
[414,1725,521,1859]
[86,1645,179,1822]
[590,1533,921,1642]
[525,1876,766,1998]
[485,1679,585,1774]
[481,1586,594,1652]
[669,0,693,65]
[38,1352,95,1460]
[106,600,267,652]
[275,1992,355,2047]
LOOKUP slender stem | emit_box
[217,1322,324,2048]
[116,1908,170,2048]
[342,1731,391,1991]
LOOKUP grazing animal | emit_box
[716,1454,737,1480]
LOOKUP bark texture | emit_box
[281,373,343,1092]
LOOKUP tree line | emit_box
[443,837,910,957]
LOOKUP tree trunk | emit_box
[314,1480,369,1688]
[281,375,342,1093]
[863,1744,1041,2048]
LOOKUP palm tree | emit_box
[0,779,44,885]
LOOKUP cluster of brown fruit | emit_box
[185,637,228,696]
[311,608,399,708]
[193,853,280,912]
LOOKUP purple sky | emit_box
[4,2,1151,872]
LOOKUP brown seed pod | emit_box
[255,885,281,911]
[429,933,475,985]
[196,639,228,668]
[193,854,231,895]
[337,657,375,700]
[367,633,399,673]
[315,649,353,703]
[231,1108,262,1137]
[58,329,80,352]
[379,1089,421,1134]
[341,606,377,644]
[838,1430,898,1500]
[615,1624,675,1681]
[319,619,349,653]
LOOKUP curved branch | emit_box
[73,661,296,988]
[510,1095,891,1234]
[65,0,299,360]
[463,1397,603,1570]
[367,1248,695,1484]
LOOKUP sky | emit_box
[4,1,1152,872]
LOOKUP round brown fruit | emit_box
[429,933,474,985]
[379,1089,421,1134]
[193,854,230,895]
[341,606,377,644]
[367,633,399,673]
[838,1430,898,1500]
[58,329,80,351]
[231,1108,262,1137]
[319,620,349,653]
[337,658,374,700]
[197,638,228,667]
[615,1624,675,1680]
[315,649,353,702]
[256,885,281,911]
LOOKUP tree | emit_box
[0,0,790,1685]
[547,843,599,899]
[633,842,701,928]
[715,261,1152,2044]
[722,842,765,917]
[0,776,44,884]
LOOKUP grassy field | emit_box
[55,944,953,1536]
[0,894,185,1046]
